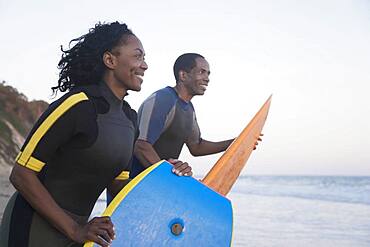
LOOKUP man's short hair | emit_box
[173,53,204,82]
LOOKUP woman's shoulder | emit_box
[44,86,103,118]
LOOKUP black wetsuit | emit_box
[0,82,137,247]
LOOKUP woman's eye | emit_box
[135,54,144,61]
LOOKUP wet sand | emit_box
[0,167,15,221]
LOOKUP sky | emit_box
[0,0,369,176]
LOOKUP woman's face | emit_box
[110,35,148,92]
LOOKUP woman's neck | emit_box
[102,74,127,100]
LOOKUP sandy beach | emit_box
[0,167,15,221]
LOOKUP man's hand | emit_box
[168,158,193,177]
[253,133,264,150]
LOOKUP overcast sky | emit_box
[1,0,369,176]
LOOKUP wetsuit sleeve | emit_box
[15,92,90,172]
[185,109,202,145]
[137,91,176,144]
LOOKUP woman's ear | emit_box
[103,51,116,69]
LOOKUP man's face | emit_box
[183,57,210,96]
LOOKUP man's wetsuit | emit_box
[130,86,201,178]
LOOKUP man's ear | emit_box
[103,51,116,69]
[179,70,187,81]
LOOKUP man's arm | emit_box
[186,138,234,157]
[134,139,193,176]
[187,134,263,157]
[107,179,131,198]
[134,139,162,169]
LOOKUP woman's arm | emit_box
[10,164,115,247]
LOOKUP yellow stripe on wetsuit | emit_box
[16,92,89,172]
[114,171,130,180]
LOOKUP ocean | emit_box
[91,176,370,247]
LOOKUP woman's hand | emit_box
[168,158,193,177]
[72,216,115,247]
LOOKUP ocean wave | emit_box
[231,176,370,205]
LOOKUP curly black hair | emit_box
[53,21,134,93]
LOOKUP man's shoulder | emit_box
[144,86,177,106]
[153,86,176,98]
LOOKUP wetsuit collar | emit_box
[99,81,124,109]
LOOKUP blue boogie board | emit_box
[84,160,233,246]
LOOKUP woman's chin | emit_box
[129,84,142,92]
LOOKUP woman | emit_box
[0,21,192,247]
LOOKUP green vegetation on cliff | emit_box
[0,81,48,167]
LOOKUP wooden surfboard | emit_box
[203,95,272,195]
[84,95,271,246]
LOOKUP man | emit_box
[130,53,235,178]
